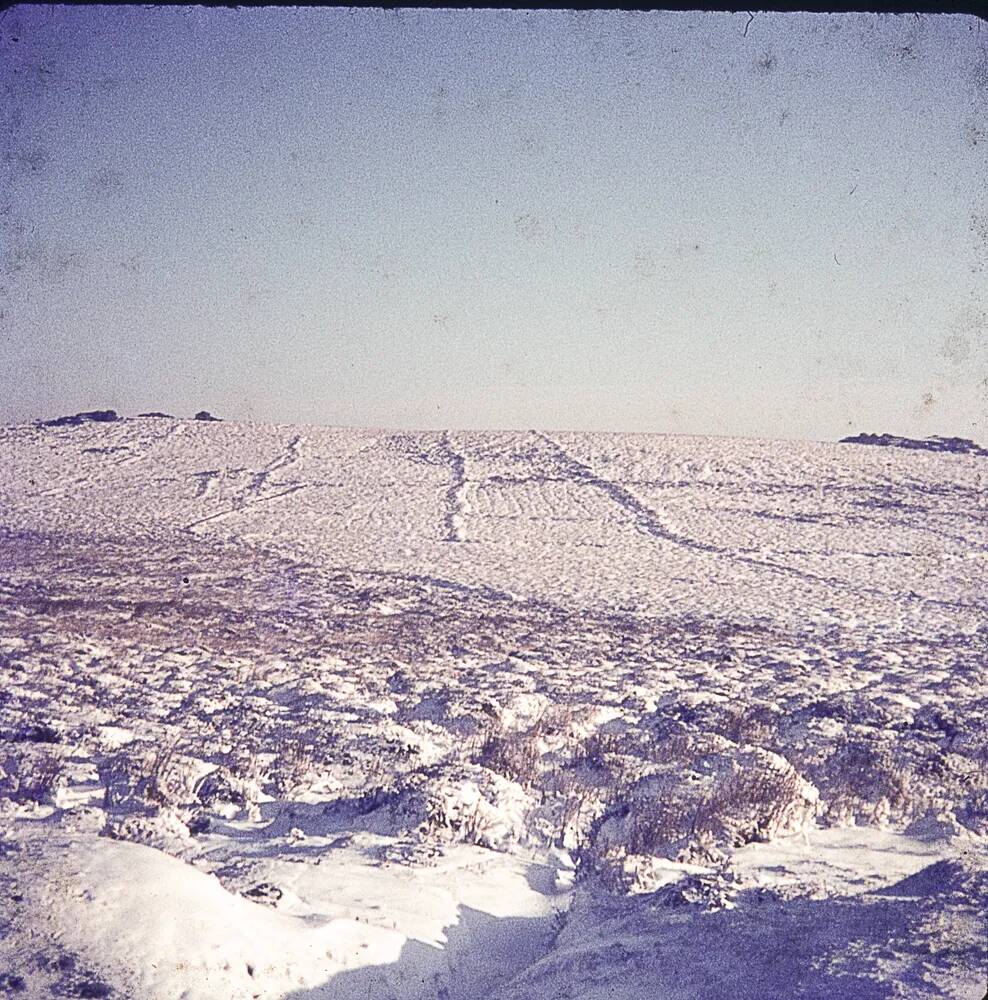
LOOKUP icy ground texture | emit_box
[0,417,985,998]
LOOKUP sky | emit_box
[1,6,986,441]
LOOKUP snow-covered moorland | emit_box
[0,416,985,998]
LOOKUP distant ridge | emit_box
[38,410,221,426]
[840,432,987,457]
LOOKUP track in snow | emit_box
[532,431,722,554]
[438,432,468,543]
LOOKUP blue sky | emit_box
[1,7,985,440]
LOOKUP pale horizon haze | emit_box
[1,6,986,442]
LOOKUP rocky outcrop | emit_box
[840,433,986,457]
[41,410,119,427]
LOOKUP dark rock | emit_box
[243,882,283,906]
[194,411,220,422]
[42,410,119,428]
[137,411,173,418]
[187,811,211,835]
[73,981,113,999]
[13,721,62,744]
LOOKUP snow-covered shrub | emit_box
[718,702,780,749]
[944,726,988,764]
[814,739,918,826]
[643,695,782,754]
[909,703,964,739]
[472,701,595,790]
[624,794,698,858]
[419,772,532,849]
[94,743,212,851]
[649,732,699,766]
[577,750,817,887]
[194,763,262,821]
[903,809,968,841]
[58,804,107,833]
[649,866,742,910]
[598,853,741,901]
[799,690,906,730]
[693,754,818,845]
[519,764,603,852]
[475,722,543,789]
[531,702,589,751]
[99,750,147,812]
[557,792,605,852]
[263,737,316,798]
[342,761,534,850]
[570,735,664,806]
[572,730,625,769]
[99,743,200,816]
[105,809,194,854]
[144,743,198,808]
[423,786,487,843]
[0,750,66,805]
[955,788,988,836]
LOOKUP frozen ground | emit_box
[0,416,985,998]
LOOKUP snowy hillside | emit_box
[0,417,985,999]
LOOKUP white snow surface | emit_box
[3,418,984,629]
[0,417,985,999]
